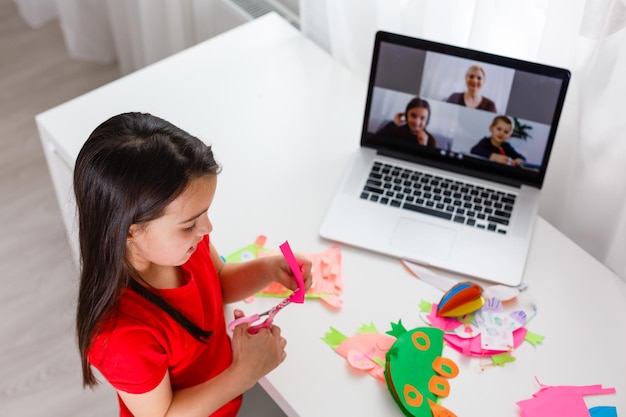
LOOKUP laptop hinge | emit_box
[376,148,528,189]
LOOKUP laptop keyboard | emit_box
[360,161,516,234]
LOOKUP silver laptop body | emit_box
[320,31,570,287]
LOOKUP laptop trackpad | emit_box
[390,218,456,262]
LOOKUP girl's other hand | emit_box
[489,153,510,164]
[416,129,428,146]
[229,309,287,388]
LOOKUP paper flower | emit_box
[422,295,544,365]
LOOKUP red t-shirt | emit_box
[88,235,241,416]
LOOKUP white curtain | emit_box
[15,0,626,279]
[14,0,230,74]
[300,0,626,280]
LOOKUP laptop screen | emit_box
[362,31,570,188]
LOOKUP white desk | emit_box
[37,13,625,417]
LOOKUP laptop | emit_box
[319,30,570,287]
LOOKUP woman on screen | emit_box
[446,65,496,112]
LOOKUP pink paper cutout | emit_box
[426,302,531,356]
[443,328,527,357]
[333,332,395,382]
[279,241,305,304]
[347,349,377,370]
[516,380,617,417]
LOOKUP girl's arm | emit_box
[117,367,247,417]
[209,242,312,303]
[118,311,287,417]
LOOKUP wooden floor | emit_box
[0,1,121,415]
[0,1,285,415]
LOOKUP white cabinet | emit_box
[37,122,80,265]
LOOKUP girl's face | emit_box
[406,106,429,133]
[465,68,484,93]
[127,175,217,269]
[489,120,512,146]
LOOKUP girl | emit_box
[74,112,312,417]
[377,97,438,147]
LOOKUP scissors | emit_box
[228,240,306,334]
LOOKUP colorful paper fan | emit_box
[436,282,484,317]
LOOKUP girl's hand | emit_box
[489,153,510,164]
[393,112,405,126]
[415,130,428,146]
[266,253,313,293]
[229,309,288,388]
[215,244,312,303]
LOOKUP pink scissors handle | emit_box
[227,313,262,333]
[248,314,276,334]
[228,310,277,334]
[227,240,305,334]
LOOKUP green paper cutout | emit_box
[357,322,379,334]
[224,242,267,263]
[321,327,348,350]
[419,299,433,313]
[385,327,457,417]
[371,356,385,367]
[491,352,516,366]
[524,331,545,346]
[386,320,408,338]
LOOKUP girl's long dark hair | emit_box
[74,112,221,387]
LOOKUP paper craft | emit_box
[436,282,484,317]
[224,235,268,263]
[421,295,543,365]
[225,235,344,309]
[516,379,617,417]
[258,245,343,308]
[227,240,305,333]
[322,322,459,417]
[385,323,458,417]
[321,323,395,382]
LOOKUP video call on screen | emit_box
[366,41,565,173]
